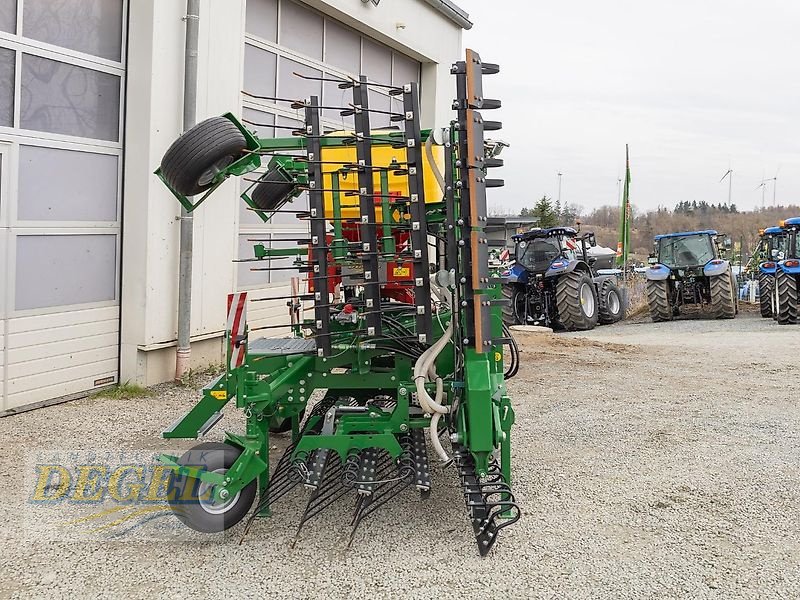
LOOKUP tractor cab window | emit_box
[658,235,714,268]
[517,237,562,270]
[771,234,789,260]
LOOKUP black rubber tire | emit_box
[160,117,248,196]
[501,284,524,326]
[775,270,799,325]
[646,279,672,322]
[555,271,598,331]
[597,279,624,324]
[759,272,773,318]
[250,165,297,211]
[167,442,257,533]
[710,271,736,319]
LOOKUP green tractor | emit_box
[155,50,520,555]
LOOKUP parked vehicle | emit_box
[645,230,737,321]
[502,227,624,330]
[773,217,800,325]
[755,225,788,318]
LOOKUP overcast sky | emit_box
[456,0,800,214]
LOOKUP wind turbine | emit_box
[720,169,732,206]
[764,168,780,206]
[756,179,768,210]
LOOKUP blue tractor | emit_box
[772,217,800,325]
[756,225,788,319]
[502,227,624,331]
[645,230,737,321]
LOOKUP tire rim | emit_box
[198,156,235,187]
[580,282,596,318]
[607,290,620,315]
[197,468,241,515]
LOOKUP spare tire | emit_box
[160,117,248,196]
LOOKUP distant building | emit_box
[486,216,539,251]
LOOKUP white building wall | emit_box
[121,0,464,385]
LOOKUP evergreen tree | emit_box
[531,196,558,227]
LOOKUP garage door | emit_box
[239,0,421,329]
[0,0,126,412]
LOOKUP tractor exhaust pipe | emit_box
[175,0,200,382]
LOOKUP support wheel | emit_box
[646,279,672,322]
[501,284,524,326]
[597,279,624,324]
[160,117,248,196]
[710,270,736,319]
[250,165,297,212]
[775,269,799,325]
[555,271,598,331]
[167,442,256,533]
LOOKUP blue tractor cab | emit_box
[645,229,737,321]
[772,217,800,324]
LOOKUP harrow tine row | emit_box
[454,446,520,557]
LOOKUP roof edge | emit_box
[420,0,472,30]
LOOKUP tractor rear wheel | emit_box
[775,269,799,325]
[555,271,598,331]
[646,279,672,322]
[160,117,248,197]
[758,273,773,318]
[710,270,736,319]
[598,279,624,324]
[501,284,524,326]
[167,442,257,533]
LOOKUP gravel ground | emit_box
[1,310,799,599]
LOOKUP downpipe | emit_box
[175,0,200,382]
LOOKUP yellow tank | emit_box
[319,131,445,222]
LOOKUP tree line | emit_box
[490,196,800,258]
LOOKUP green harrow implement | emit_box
[156,49,520,555]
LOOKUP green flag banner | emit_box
[617,145,631,268]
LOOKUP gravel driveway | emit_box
[1,310,798,599]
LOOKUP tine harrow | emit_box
[158,48,520,557]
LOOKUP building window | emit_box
[15,234,117,310]
[20,53,121,141]
[23,0,124,62]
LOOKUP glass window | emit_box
[237,233,271,289]
[20,54,121,141]
[277,57,320,102]
[0,47,13,127]
[15,234,117,310]
[279,0,323,60]
[241,107,274,140]
[324,20,360,75]
[361,38,391,85]
[243,44,277,99]
[518,237,561,271]
[23,0,123,62]
[245,0,277,43]
[658,235,714,268]
[0,0,16,34]
[392,52,420,86]
[18,146,118,221]
[322,75,350,122]
[368,89,391,129]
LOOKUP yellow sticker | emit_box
[210,390,227,400]
[393,267,410,278]
[494,352,502,362]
